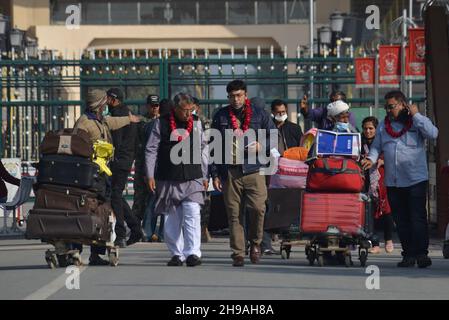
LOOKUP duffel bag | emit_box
[34,184,100,213]
[306,157,364,193]
[40,128,93,158]
[269,157,308,189]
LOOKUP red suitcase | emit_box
[300,193,365,235]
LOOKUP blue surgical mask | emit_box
[102,105,109,117]
[336,121,349,132]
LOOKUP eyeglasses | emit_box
[385,103,400,111]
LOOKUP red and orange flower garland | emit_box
[384,115,412,138]
[228,98,252,136]
[169,110,193,142]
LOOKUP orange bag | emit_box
[283,147,309,161]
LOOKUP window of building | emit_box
[228,1,255,25]
[110,1,139,25]
[198,0,226,25]
[257,1,285,24]
[81,0,109,25]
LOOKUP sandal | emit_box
[369,246,381,254]
[385,241,394,253]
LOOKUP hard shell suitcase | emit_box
[34,184,100,213]
[25,203,113,242]
[40,128,94,158]
[37,155,102,190]
[300,193,366,235]
[264,188,303,231]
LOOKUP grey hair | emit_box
[173,92,195,108]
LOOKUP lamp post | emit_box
[319,26,332,56]
[330,11,345,56]
[9,28,25,58]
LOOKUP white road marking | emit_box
[23,266,87,300]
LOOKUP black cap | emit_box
[147,94,160,105]
[106,88,124,101]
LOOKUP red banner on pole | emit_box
[408,28,425,63]
[355,57,375,88]
[379,45,401,87]
[405,46,425,80]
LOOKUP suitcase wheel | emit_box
[108,248,119,267]
[317,254,324,267]
[359,249,368,267]
[305,246,316,266]
[344,254,353,268]
[45,250,57,269]
[280,245,291,260]
[443,242,449,259]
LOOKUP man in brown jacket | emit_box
[73,89,140,265]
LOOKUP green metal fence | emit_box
[0,55,425,161]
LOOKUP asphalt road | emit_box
[0,237,448,300]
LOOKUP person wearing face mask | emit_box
[326,100,358,133]
[299,91,358,131]
[106,88,144,248]
[362,91,438,268]
[73,89,140,265]
[271,99,303,155]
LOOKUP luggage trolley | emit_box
[297,130,374,267]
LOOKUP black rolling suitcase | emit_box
[37,155,105,194]
[264,188,303,232]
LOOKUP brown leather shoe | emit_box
[250,244,261,264]
[232,256,244,267]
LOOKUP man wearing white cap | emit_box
[327,100,358,133]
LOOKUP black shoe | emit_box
[186,255,202,267]
[114,238,127,248]
[127,230,144,246]
[416,255,432,268]
[89,254,109,266]
[397,256,416,267]
[167,255,183,266]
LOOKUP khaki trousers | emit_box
[223,167,267,258]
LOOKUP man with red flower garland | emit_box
[362,90,438,269]
[145,93,209,267]
[210,80,276,267]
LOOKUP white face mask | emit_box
[274,114,288,122]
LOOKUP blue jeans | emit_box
[143,193,164,241]
[387,181,429,258]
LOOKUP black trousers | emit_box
[387,181,429,258]
[111,167,141,240]
[371,214,395,246]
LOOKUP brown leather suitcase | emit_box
[40,128,93,158]
[25,203,113,242]
[34,184,100,213]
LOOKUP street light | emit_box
[330,11,345,33]
[0,14,8,35]
[10,29,24,48]
[25,37,38,58]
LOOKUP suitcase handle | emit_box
[321,158,348,174]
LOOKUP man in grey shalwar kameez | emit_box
[145,93,209,267]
